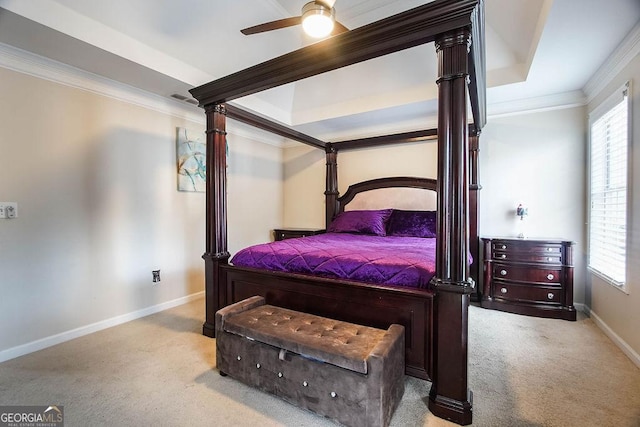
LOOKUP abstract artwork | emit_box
[176,127,206,192]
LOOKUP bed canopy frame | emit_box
[190,1,485,424]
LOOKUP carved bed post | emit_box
[469,132,481,299]
[325,144,339,227]
[428,28,474,425]
[202,103,230,337]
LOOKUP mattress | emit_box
[230,232,438,289]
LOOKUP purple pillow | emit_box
[386,210,437,238]
[327,209,393,236]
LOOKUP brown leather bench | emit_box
[215,296,405,427]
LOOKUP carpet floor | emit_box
[1,297,639,426]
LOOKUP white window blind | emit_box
[588,82,630,288]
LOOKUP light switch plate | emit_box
[0,202,18,219]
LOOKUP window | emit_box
[588,81,630,290]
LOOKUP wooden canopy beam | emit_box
[226,103,445,152]
[332,129,438,151]
[190,0,486,131]
[225,104,326,150]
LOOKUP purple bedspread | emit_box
[230,233,438,289]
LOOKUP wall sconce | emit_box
[516,203,528,238]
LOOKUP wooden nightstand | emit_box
[480,237,576,321]
[273,228,325,241]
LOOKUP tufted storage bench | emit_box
[215,296,405,427]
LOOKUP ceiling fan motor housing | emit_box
[302,1,336,38]
[302,1,335,17]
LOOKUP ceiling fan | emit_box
[241,0,349,39]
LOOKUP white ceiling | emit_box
[0,0,638,141]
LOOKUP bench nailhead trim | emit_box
[256,363,261,369]
[226,304,389,375]
[278,372,283,378]
[330,392,337,398]
[303,381,308,387]
[237,356,241,361]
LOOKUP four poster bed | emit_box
[190,1,486,425]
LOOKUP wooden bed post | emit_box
[469,132,481,299]
[428,28,474,425]
[202,103,230,337]
[325,144,339,227]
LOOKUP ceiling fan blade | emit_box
[331,21,349,35]
[241,16,302,35]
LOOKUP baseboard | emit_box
[584,306,640,369]
[0,292,204,364]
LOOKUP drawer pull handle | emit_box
[498,254,507,259]
[547,274,554,280]
[500,287,508,294]
[547,257,553,261]
[501,245,507,249]
[547,247,553,252]
[547,292,555,300]
[500,270,507,276]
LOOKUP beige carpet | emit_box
[1,298,639,427]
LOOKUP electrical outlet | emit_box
[152,270,161,283]
[0,202,17,219]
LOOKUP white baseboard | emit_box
[584,306,640,369]
[0,292,204,364]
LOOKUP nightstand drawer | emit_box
[492,264,562,284]
[492,241,563,263]
[493,283,562,304]
[274,228,325,241]
[492,251,562,264]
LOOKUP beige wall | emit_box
[587,53,640,359]
[282,144,325,228]
[0,67,282,358]
[227,125,283,252]
[283,141,437,228]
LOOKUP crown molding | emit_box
[0,0,211,86]
[0,41,205,124]
[0,42,300,148]
[583,20,640,103]
[487,90,586,119]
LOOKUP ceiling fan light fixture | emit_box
[302,1,335,38]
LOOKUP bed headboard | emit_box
[337,177,437,213]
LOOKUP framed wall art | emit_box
[176,127,206,192]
